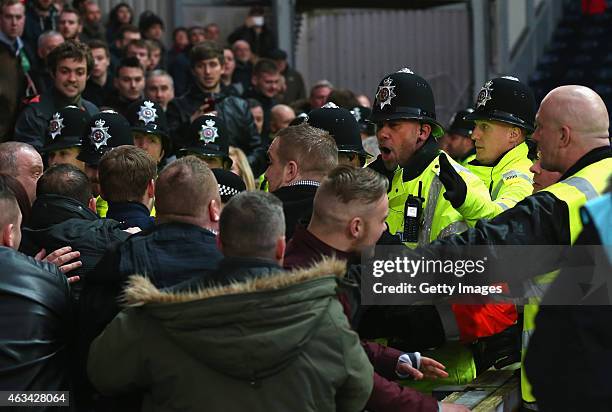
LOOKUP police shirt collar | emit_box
[401,136,440,181]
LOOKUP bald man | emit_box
[0,142,44,205]
[269,104,295,135]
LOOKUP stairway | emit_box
[529,1,612,133]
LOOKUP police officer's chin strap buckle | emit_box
[399,181,424,243]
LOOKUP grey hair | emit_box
[0,142,37,176]
[38,30,63,49]
[219,191,285,259]
[146,69,174,88]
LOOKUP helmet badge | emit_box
[49,112,65,140]
[90,119,111,150]
[138,100,158,125]
[199,119,218,144]
[351,107,361,122]
[477,80,494,108]
[376,77,396,110]
[321,102,339,109]
[397,67,414,74]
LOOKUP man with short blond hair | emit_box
[99,145,156,230]
[284,165,457,412]
[266,123,338,239]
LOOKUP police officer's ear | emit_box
[417,123,431,143]
[508,126,522,145]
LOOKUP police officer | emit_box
[179,115,232,170]
[125,99,172,166]
[212,168,246,206]
[438,108,476,165]
[42,105,90,170]
[77,110,134,217]
[396,84,611,410]
[436,78,538,370]
[438,76,536,221]
[368,68,489,243]
[365,68,494,387]
[302,102,371,167]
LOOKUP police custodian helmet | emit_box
[42,105,90,153]
[464,76,536,133]
[370,68,444,138]
[77,110,134,165]
[125,99,172,157]
[447,108,475,138]
[179,115,232,168]
[303,102,371,166]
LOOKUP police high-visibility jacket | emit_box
[458,142,533,224]
[521,150,612,403]
[452,143,533,346]
[404,146,611,390]
[379,138,495,386]
[385,142,490,245]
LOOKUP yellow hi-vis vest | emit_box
[386,152,490,246]
[97,196,156,218]
[386,152,491,387]
[521,157,612,403]
[458,142,534,223]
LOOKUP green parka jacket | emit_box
[88,258,373,412]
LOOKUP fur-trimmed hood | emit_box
[123,257,345,305]
[120,257,347,381]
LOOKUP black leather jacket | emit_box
[13,88,99,151]
[0,246,73,399]
[167,85,268,176]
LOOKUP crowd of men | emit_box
[0,1,611,412]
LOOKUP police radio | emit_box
[402,181,424,243]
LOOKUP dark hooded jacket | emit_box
[87,258,373,412]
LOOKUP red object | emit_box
[452,303,518,343]
[582,0,607,15]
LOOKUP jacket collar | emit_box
[122,257,346,306]
[107,201,150,220]
[402,136,440,181]
[188,83,227,101]
[29,194,97,229]
[559,146,612,181]
[288,225,355,264]
[468,141,529,169]
[0,31,22,54]
[51,86,82,108]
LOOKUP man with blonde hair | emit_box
[265,123,338,239]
